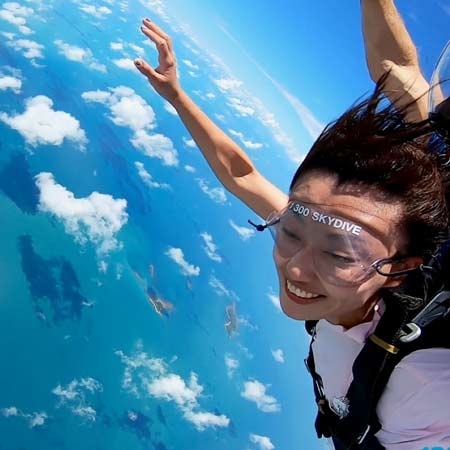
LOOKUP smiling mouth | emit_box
[285,280,324,304]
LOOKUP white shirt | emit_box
[311,304,450,449]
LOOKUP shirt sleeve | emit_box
[375,348,450,449]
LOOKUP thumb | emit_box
[134,58,161,81]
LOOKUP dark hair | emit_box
[290,78,450,259]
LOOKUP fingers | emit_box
[142,18,173,53]
[140,18,174,68]
[134,58,162,82]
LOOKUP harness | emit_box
[304,266,450,449]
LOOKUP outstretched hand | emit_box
[135,18,181,102]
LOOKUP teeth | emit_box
[287,280,320,299]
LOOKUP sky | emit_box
[0,1,449,449]
[153,0,449,189]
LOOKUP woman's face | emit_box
[273,171,411,328]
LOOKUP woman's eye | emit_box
[325,252,355,263]
[281,227,300,241]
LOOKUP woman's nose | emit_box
[285,247,316,282]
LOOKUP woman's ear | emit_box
[382,256,423,289]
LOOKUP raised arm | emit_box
[134,19,287,219]
[361,0,430,122]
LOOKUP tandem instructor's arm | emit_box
[361,0,430,122]
[134,18,288,219]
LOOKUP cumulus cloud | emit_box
[6,38,44,59]
[182,59,199,71]
[0,74,21,93]
[78,3,112,18]
[196,178,227,204]
[267,291,281,311]
[241,380,280,413]
[214,78,243,92]
[184,165,196,173]
[166,247,200,277]
[52,377,102,422]
[82,86,156,131]
[183,137,197,148]
[113,58,137,71]
[224,354,239,378]
[116,343,229,431]
[0,2,33,34]
[54,40,106,72]
[200,232,222,262]
[35,172,128,254]
[82,86,178,166]
[110,41,124,51]
[209,275,238,301]
[271,349,284,364]
[1,406,48,428]
[250,433,275,450]
[131,131,178,166]
[164,101,178,115]
[0,95,87,148]
[229,219,255,241]
[229,129,263,150]
[135,161,170,189]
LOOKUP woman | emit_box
[134,17,450,450]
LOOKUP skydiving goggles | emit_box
[249,201,416,287]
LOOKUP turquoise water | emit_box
[0,1,321,449]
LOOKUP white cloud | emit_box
[82,86,179,166]
[6,38,44,59]
[129,43,145,56]
[166,247,200,277]
[209,275,238,301]
[164,101,178,115]
[206,92,216,99]
[81,90,111,103]
[79,4,112,19]
[35,172,128,254]
[116,343,229,431]
[1,31,15,39]
[229,129,263,150]
[267,291,281,311]
[139,0,171,24]
[271,349,284,364]
[224,354,239,378]
[135,161,170,189]
[227,96,255,117]
[183,137,197,148]
[54,40,106,72]
[183,410,229,431]
[110,41,124,51]
[184,164,196,173]
[83,86,156,131]
[229,219,254,241]
[131,130,179,166]
[197,178,227,204]
[52,378,102,422]
[250,433,275,450]
[0,75,21,93]
[214,78,243,92]
[0,2,33,34]
[182,59,199,70]
[0,95,87,148]
[200,232,222,262]
[241,380,280,413]
[113,58,137,71]
[1,406,48,428]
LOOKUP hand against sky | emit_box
[135,18,181,103]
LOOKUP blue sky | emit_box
[0,1,449,449]
[156,0,449,186]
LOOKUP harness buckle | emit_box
[400,290,450,343]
